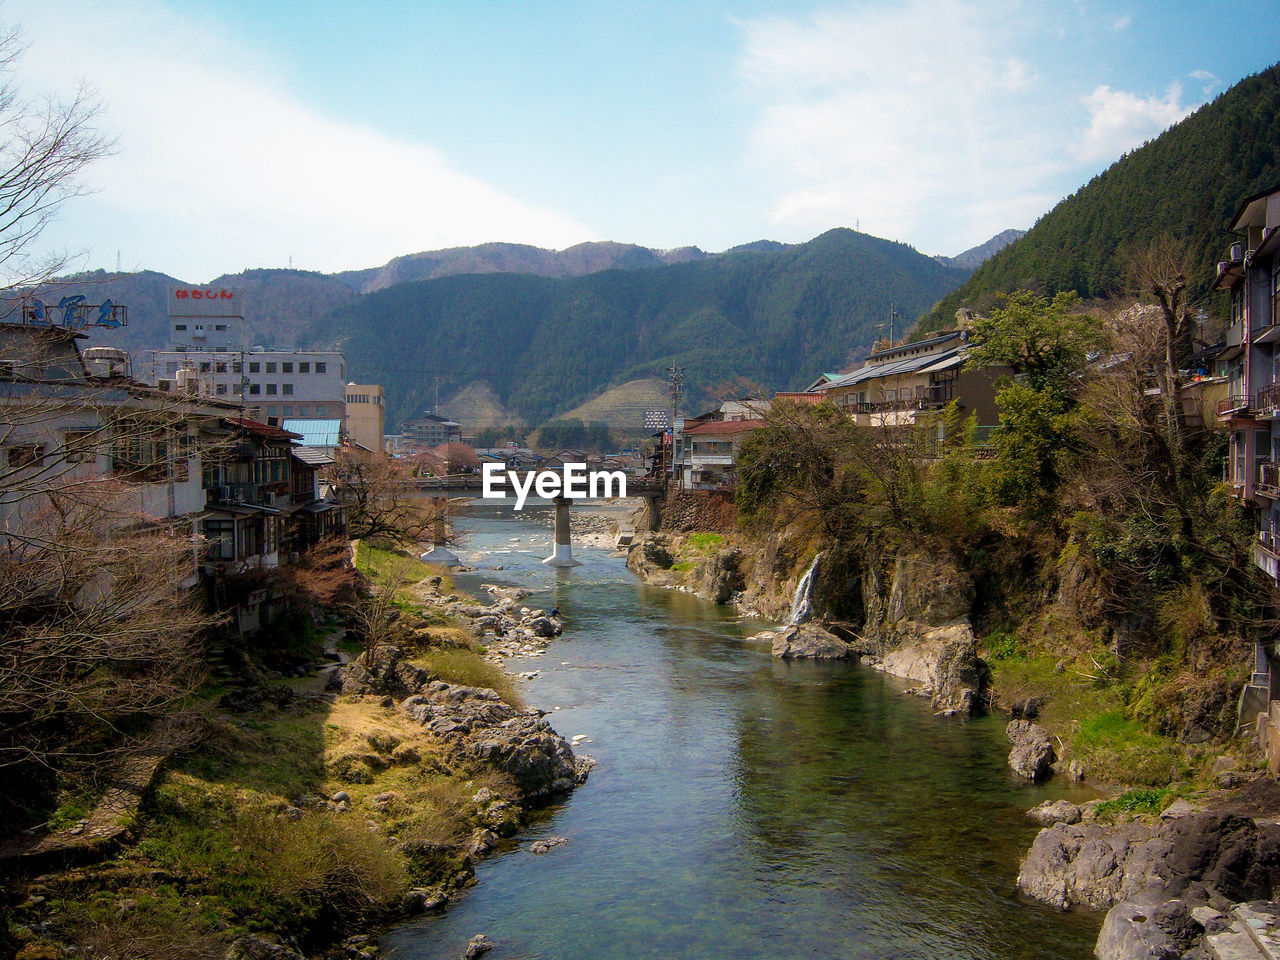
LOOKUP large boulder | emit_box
[1095,897,1202,960]
[693,548,745,604]
[871,622,987,715]
[1006,720,1055,781]
[626,535,674,578]
[402,682,588,800]
[326,645,430,697]
[771,623,855,660]
[1017,811,1280,911]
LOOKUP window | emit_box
[299,362,310,374]
[63,431,94,463]
[215,323,227,331]
[298,405,309,417]
[174,323,187,331]
[204,519,235,560]
[282,362,294,373]
[233,383,243,395]
[215,362,227,373]
[282,383,293,395]
[266,406,277,417]
[249,384,261,396]
[283,405,293,416]
[199,361,211,373]
[1258,429,1272,477]
[266,383,277,395]
[315,362,326,374]
[232,361,242,374]
[315,405,326,417]
[215,383,228,395]
[249,361,260,373]
[265,362,277,374]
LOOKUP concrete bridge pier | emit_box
[543,496,581,567]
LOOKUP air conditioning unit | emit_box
[1231,241,1244,261]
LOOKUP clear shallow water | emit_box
[383,502,1102,960]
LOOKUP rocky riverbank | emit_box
[1015,783,1280,960]
[3,554,592,960]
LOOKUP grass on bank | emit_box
[11,540,525,960]
[984,633,1222,788]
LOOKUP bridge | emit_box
[408,472,667,567]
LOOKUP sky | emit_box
[7,0,1280,282]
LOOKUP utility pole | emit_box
[434,376,440,414]
[889,301,899,348]
[666,362,685,486]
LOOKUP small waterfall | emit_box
[788,551,823,625]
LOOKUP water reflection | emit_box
[381,503,1100,959]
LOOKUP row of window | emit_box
[346,394,383,404]
[187,360,330,375]
[173,323,230,332]
[259,404,325,418]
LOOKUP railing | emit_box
[1259,462,1280,498]
[1218,395,1250,416]
[1260,385,1280,415]
[846,397,946,414]
[1260,528,1278,553]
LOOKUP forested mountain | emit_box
[916,63,1280,337]
[304,229,970,430]
[935,229,1026,270]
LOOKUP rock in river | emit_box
[1006,720,1055,782]
[770,623,854,660]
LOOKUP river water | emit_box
[383,502,1102,960]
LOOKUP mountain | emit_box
[332,240,711,293]
[303,229,970,431]
[916,63,1280,337]
[935,229,1026,270]
[5,267,357,357]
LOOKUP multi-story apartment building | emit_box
[147,348,348,424]
[145,285,349,426]
[344,382,385,451]
[1216,184,1280,583]
[402,412,462,447]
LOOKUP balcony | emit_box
[1218,394,1251,418]
[1260,385,1280,419]
[1259,462,1280,499]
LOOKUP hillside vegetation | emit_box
[306,229,970,429]
[916,63,1280,337]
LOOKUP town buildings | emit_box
[813,330,1006,428]
[345,382,385,450]
[1216,183,1280,587]
[402,412,463,447]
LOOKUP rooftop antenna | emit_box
[889,301,899,347]
[288,254,293,269]
[115,249,121,272]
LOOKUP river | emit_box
[382,501,1102,959]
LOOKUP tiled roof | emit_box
[228,416,302,440]
[682,418,767,436]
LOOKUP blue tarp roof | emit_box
[281,418,341,448]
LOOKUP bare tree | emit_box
[0,25,112,292]
[330,445,459,547]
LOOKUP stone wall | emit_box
[658,491,738,534]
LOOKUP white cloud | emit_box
[1190,68,1220,96]
[736,1,1206,256]
[8,0,594,280]
[1112,14,1132,31]
[1073,83,1193,163]
[737,0,1058,255]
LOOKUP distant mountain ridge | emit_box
[332,240,713,293]
[303,228,971,430]
[935,229,1026,270]
[916,63,1280,336]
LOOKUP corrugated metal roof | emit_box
[281,419,341,448]
[819,347,963,390]
[292,445,334,466]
